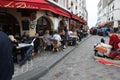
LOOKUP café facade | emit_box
[0,0,87,37]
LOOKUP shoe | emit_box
[63,46,66,49]
[32,53,35,56]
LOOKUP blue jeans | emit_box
[19,45,33,66]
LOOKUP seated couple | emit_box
[9,33,40,65]
[43,30,62,51]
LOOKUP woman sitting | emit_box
[68,29,78,46]
[43,30,53,50]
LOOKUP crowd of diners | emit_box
[7,27,88,65]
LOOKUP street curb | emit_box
[12,35,91,80]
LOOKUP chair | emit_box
[52,39,62,52]
[39,37,47,51]
[67,37,73,46]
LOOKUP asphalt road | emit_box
[38,35,120,80]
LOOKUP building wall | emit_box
[49,0,88,24]
[97,0,120,28]
[1,8,67,36]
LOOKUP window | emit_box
[53,0,58,2]
[111,16,113,20]
[112,5,114,10]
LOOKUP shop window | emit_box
[71,1,73,6]
[112,5,114,10]
[53,0,58,2]
[36,17,51,35]
[22,20,29,30]
[111,16,113,20]
[37,17,48,25]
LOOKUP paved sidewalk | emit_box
[12,35,91,80]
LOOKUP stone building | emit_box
[0,0,87,37]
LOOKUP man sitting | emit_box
[68,29,78,46]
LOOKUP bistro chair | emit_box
[52,39,63,52]
[39,37,47,51]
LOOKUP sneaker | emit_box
[63,46,66,49]
[31,53,35,56]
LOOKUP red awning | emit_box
[0,0,71,18]
[71,14,87,24]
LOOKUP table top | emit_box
[16,43,32,49]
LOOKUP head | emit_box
[9,35,17,42]
[45,30,49,34]
[54,30,58,34]
[35,33,39,37]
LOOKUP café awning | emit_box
[71,13,87,24]
[0,0,71,18]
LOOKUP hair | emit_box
[101,38,105,43]
[45,30,49,34]
[54,30,58,34]
[9,35,17,42]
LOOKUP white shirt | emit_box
[30,38,36,46]
[53,34,61,41]
[68,31,77,38]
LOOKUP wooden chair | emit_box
[39,37,47,51]
[52,39,62,52]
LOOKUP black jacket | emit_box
[0,31,14,80]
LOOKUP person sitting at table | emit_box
[68,29,78,46]
[59,30,67,49]
[32,33,40,55]
[43,30,53,50]
[21,32,30,43]
[19,33,40,66]
[53,31,62,46]
[9,35,19,63]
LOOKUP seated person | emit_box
[43,30,53,49]
[59,30,67,49]
[21,32,30,43]
[53,31,62,46]
[68,29,78,45]
[32,33,40,55]
[20,33,40,66]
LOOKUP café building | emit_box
[0,0,87,37]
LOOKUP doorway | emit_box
[36,16,51,36]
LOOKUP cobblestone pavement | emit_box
[38,35,120,80]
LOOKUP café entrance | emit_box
[36,16,52,36]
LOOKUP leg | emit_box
[19,45,33,66]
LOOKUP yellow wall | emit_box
[0,8,69,37]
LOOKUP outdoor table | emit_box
[16,43,32,49]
